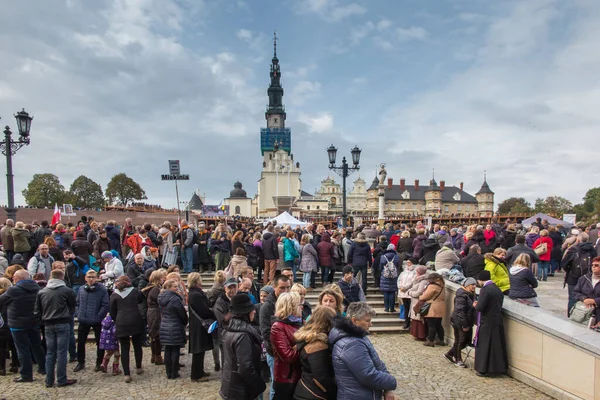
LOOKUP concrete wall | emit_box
[443,281,600,400]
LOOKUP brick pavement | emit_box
[0,333,551,400]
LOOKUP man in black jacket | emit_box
[505,235,539,266]
[261,227,279,285]
[461,245,486,278]
[258,274,290,399]
[0,269,46,382]
[126,253,145,287]
[35,269,77,388]
[34,220,52,248]
[213,278,238,370]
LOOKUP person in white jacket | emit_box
[99,251,124,290]
[397,261,416,331]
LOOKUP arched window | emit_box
[235,205,241,214]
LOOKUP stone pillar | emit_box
[378,187,385,227]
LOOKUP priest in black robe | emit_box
[474,270,508,376]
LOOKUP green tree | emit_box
[582,187,600,214]
[497,197,533,214]
[535,196,573,217]
[68,175,105,208]
[105,173,147,206]
[22,173,66,208]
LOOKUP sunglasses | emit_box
[593,264,600,267]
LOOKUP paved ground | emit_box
[534,270,569,317]
[0,333,551,400]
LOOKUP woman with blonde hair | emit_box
[508,253,539,306]
[3,264,24,282]
[293,306,337,400]
[291,283,312,321]
[166,271,188,305]
[271,292,303,398]
[206,269,227,372]
[142,269,167,365]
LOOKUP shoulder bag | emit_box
[569,301,594,324]
[189,304,216,332]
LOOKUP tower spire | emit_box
[484,169,487,182]
[273,31,277,58]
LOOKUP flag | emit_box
[51,203,61,225]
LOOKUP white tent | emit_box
[267,211,308,228]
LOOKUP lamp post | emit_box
[0,109,33,221]
[327,144,361,228]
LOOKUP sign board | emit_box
[62,204,76,217]
[161,174,190,181]
[169,160,180,175]
[202,205,229,217]
[424,217,432,230]
[563,214,576,225]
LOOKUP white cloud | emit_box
[290,80,322,105]
[381,0,600,205]
[377,19,392,31]
[236,29,253,41]
[296,0,366,22]
[286,63,317,79]
[396,26,428,41]
[298,112,334,133]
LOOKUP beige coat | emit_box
[419,281,446,319]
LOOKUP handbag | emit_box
[534,241,548,256]
[569,301,594,324]
[189,304,216,332]
[103,277,115,291]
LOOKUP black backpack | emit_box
[571,250,592,280]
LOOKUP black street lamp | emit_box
[327,144,361,228]
[0,109,33,221]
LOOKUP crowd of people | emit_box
[0,214,599,398]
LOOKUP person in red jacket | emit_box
[532,229,553,282]
[271,291,303,399]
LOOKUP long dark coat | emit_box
[474,282,508,374]
[197,232,211,264]
[144,285,161,339]
[188,287,215,354]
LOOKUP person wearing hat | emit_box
[474,270,508,376]
[444,277,477,367]
[219,293,266,400]
[99,251,124,293]
[213,278,238,372]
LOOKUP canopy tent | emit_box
[267,211,308,228]
[521,212,574,229]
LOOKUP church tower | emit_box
[257,33,302,217]
[425,172,441,215]
[476,171,494,217]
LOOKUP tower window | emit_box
[274,118,278,123]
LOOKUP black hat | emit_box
[342,265,353,275]
[229,293,255,315]
[477,270,491,281]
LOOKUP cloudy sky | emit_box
[1,0,598,209]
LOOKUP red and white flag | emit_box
[51,203,61,225]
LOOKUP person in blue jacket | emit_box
[75,270,109,372]
[329,302,397,400]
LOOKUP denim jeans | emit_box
[353,265,368,293]
[537,261,550,281]
[383,291,396,311]
[181,246,194,273]
[45,323,70,386]
[11,327,46,380]
[302,271,311,288]
[321,266,330,285]
[550,259,559,273]
[266,353,275,400]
